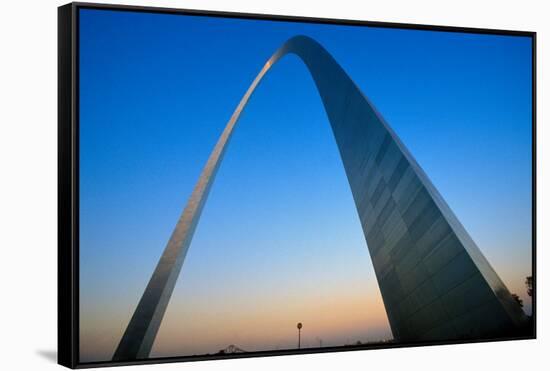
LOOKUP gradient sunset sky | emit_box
[78,8,533,362]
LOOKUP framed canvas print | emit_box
[58,2,536,368]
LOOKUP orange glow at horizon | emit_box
[151,278,392,357]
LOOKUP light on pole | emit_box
[297,322,303,349]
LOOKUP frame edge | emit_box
[58,2,78,369]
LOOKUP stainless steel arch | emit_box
[112,35,527,361]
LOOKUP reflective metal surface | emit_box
[113,36,526,361]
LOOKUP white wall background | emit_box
[0,0,547,370]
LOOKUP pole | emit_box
[297,322,302,349]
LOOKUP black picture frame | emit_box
[58,2,537,368]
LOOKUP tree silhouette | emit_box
[511,293,523,308]
[525,276,533,297]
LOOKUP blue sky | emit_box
[78,8,532,361]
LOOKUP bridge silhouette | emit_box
[112,35,527,361]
